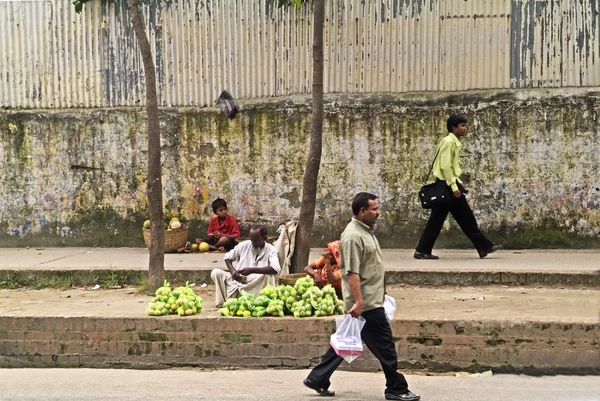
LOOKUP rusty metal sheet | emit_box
[0,0,598,109]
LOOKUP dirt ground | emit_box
[2,284,598,322]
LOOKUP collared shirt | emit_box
[339,218,385,312]
[224,240,281,282]
[432,132,463,192]
[208,214,240,237]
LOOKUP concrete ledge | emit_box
[1,316,597,374]
[385,271,600,288]
[1,269,598,289]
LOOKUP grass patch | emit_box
[0,272,76,290]
[136,274,150,295]
[95,270,134,288]
[33,274,76,290]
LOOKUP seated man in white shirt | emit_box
[210,224,281,307]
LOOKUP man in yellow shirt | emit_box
[414,115,502,259]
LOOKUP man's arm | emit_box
[347,272,363,318]
[340,235,363,317]
[239,247,281,276]
[439,140,459,193]
[228,217,241,238]
[224,247,244,282]
[239,266,278,275]
[224,258,244,282]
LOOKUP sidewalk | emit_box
[1,247,599,273]
[1,247,598,289]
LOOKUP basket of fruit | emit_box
[278,272,307,286]
[142,217,188,253]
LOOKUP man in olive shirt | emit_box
[414,115,502,260]
[304,192,420,401]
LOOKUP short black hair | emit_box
[211,198,227,213]
[250,224,268,237]
[447,115,467,133]
[351,192,378,216]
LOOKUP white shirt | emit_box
[224,240,281,282]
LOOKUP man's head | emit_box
[211,198,228,217]
[249,224,268,248]
[447,115,468,136]
[351,192,380,228]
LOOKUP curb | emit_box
[1,269,598,289]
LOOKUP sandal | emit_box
[303,378,336,397]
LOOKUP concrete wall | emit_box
[0,88,599,248]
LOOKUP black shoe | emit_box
[414,251,439,260]
[303,378,335,397]
[479,245,503,259]
[386,391,421,401]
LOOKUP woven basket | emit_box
[278,272,308,286]
[143,226,189,253]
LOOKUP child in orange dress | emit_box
[303,240,342,299]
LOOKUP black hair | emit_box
[447,115,467,133]
[211,198,228,213]
[351,192,378,216]
[250,224,268,237]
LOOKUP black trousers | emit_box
[306,307,409,396]
[416,183,494,254]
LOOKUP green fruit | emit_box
[185,309,193,316]
[143,220,151,229]
[191,243,199,252]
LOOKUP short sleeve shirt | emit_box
[224,240,281,282]
[339,218,385,312]
[207,215,240,238]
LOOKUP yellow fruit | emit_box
[143,220,151,229]
[191,243,199,252]
[199,242,210,252]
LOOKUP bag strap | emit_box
[423,147,441,184]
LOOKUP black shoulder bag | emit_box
[418,148,452,209]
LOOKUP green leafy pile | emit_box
[146,281,203,316]
[218,276,344,318]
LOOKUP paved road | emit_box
[1,247,599,273]
[0,369,598,401]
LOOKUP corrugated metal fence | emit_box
[0,0,598,108]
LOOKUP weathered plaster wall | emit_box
[0,89,599,247]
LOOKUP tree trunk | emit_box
[290,0,325,273]
[127,0,165,291]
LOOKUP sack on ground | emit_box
[330,314,366,363]
[273,220,298,275]
[383,294,396,321]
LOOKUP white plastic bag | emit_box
[383,294,396,321]
[330,314,366,363]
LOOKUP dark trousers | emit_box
[416,183,494,254]
[306,307,409,396]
